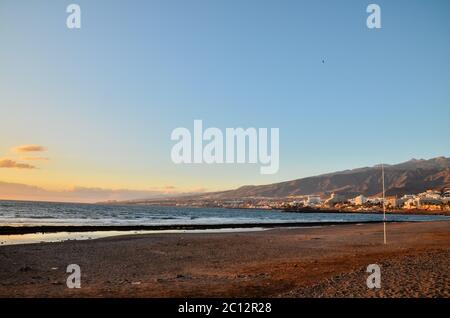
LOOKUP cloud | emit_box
[0,181,206,203]
[0,159,36,169]
[13,144,47,153]
[20,157,50,161]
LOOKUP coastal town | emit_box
[153,188,450,214]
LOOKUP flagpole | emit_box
[382,163,387,244]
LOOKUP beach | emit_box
[0,221,448,298]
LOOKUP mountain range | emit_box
[177,156,450,200]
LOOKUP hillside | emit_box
[185,157,450,200]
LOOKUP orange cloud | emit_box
[0,181,206,203]
[0,159,36,169]
[13,144,47,153]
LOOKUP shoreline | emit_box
[2,199,448,216]
[107,203,450,216]
[0,220,401,235]
[281,207,450,216]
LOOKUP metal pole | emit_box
[382,163,387,244]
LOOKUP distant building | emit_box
[417,197,442,207]
[403,198,417,209]
[386,196,401,208]
[305,195,321,206]
[404,197,442,209]
[353,195,367,205]
[419,190,441,200]
[366,197,383,204]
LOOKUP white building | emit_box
[404,198,417,209]
[386,197,402,208]
[367,197,383,204]
[404,197,442,209]
[353,195,367,205]
[305,196,322,206]
[419,190,441,200]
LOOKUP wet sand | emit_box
[0,221,448,297]
[0,220,391,235]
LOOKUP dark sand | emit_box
[0,220,392,235]
[0,221,448,297]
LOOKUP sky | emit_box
[0,0,449,202]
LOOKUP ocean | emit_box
[1,200,449,227]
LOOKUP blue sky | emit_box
[0,0,449,200]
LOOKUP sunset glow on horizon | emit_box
[1,0,449,202]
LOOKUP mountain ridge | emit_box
[178,156,450,200]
